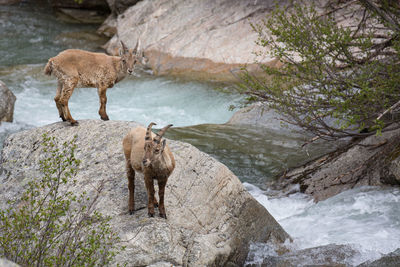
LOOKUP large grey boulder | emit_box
[273,124,400,202]
[227,103,281,128]
[99,0,367,80]
[97,13,118,37]
[102,0,287,80]
[0,80,16,123]
[226,102,301,134]
[0,120,289,266]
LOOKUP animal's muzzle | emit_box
[142,159,151,167]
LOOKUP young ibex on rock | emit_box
[122,123,175,219]
[44,41,140,125]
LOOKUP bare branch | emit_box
[358,0,400,31]
[377,99,400,120]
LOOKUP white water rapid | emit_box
[245,183,400,265]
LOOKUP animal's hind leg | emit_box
[60,78,78,125]
[97,87,109,121]
[54,81,66,121]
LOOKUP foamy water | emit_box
[244,183,400,265]
[3,65,239,128]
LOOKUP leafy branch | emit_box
[236,0,400,142]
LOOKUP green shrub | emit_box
[236,0,400,142]
[0,134,122,266]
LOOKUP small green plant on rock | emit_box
[0,133,122,266]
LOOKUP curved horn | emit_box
[154,124,173,143]
[133,39,140,54]
[120,40,128,53]
[145,122,157,141]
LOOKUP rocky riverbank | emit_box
[0,80,15,124]
[271,125,400,202]
[99,0,286,81]
[0,120,289,266]
[228,103,400,201]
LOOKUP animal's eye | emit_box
[122,59,126,63]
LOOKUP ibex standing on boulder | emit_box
[44,41,140,125]
[122,123,175,219]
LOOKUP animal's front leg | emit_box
[60,78,78,125]
[126,161,135,215]
[97,87,109,121]
[144,176,156,217]
[157,179,167,219]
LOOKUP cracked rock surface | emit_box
[0,120,289,266]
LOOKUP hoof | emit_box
[101,116,109,121]
[129,209,134,215]
[159,213,167,219]
[148,213,154,218]
[60,116,66,122]
[154,203,159,208]
[70,121,79,126]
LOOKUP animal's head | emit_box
[142,122,173,168]
[119,40,140,75]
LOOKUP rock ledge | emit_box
[0,120,289,266]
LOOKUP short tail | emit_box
[44,59,53,76]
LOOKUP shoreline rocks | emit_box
[0,80,16,124]
[226,102,299,132]
[0,120,289,266]
[228,103,400,202]
[358,248,400,267]
[273,125,400,202]
[246,244,360,267]
[100,0,287,81]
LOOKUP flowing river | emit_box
[1,2,399,266]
